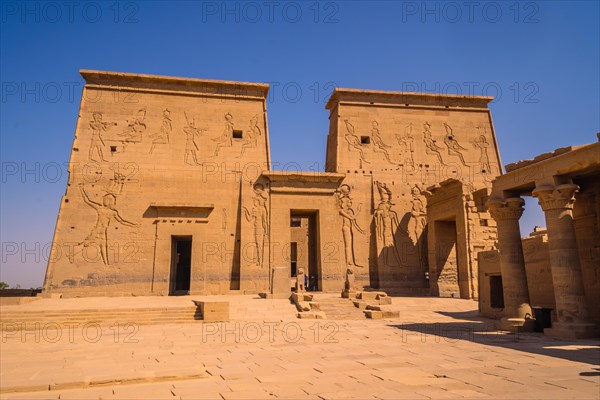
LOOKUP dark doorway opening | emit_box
[290,242,298,277]
[489,275,504,309]
[170,236,192,296]
[290,211,320,291]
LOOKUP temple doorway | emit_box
[290,211,320,291]
[170,236,192,295]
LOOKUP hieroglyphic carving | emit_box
[183,112,206,166]
[373,181,402,266]
[239,114,261,157]
[335,184,365,268]
[118,108,147,142]
[410,185,428,271]
[89,113,116,162]
[149,109,172,154]
[443,123,467,166]
[244,183,269,267]
[343,120,369,164]
[213,112,234,156]
[370,121,394,164]
[423,122,445,165]
[396,123,416,167]
[69,184,137,266]
[221,208,227,233]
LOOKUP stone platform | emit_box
[1,296,598,399]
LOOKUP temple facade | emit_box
[43,70,502,298]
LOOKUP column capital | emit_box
[532,183,579,211]
[488,197,525,221]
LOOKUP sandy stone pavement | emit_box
[1,296,598,399]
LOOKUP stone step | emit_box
[310,297,367,320]
[0,306,202,330]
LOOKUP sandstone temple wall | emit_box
[44,71,503,298]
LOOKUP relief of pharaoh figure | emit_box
[396,122,416,167]
[336,184,365,269]
[213,112,234,156]
[69,184,138,266]
[183,113,207,166]
[244,183,269,266]
[118,108,147,143]
[423,122,445,165]
[149,109,172,154]
[343,119,369,164]
[374,181,402,267]
[89,113,116,162]
[410,185,428,271]
[472,130,492,178]
[370,121,394,164]
[239,114,261,157]
[443,122,468,166]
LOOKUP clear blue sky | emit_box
[1,1,599,288]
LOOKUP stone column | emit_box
[488,197,534,331]
[533,183,598,339]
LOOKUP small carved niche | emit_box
[110,146,117,153]
[232,130,243,139]
[360,136,370,144]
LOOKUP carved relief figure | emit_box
[89,113,116,162]
[335,184,365,268]
[118,108,147,142]
[244,183,269,266]
[239,114,261,157]
[423,122,445,165]
[410,185,428,271]
[396,123,416,166]
[472,130,492,176]
[213,113,234,156]
[183,112,206,166]
[443,123,468,166]
[69,184,137,266]
[149,109,172,154]
[373,181,402,266]
[343,119,369,164]
[105,172,126,196]
[371,121,394,163]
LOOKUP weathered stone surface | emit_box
[43,70,501,301]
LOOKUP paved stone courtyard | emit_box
[1,296,598,399]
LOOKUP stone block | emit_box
[364,310,383,319]
[352,301,367,310]
[197,301,229,322]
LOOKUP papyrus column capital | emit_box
[488,197,525,221]
[532,183,579,211]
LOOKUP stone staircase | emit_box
[0,306,201,330]
[311,296,367,320]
